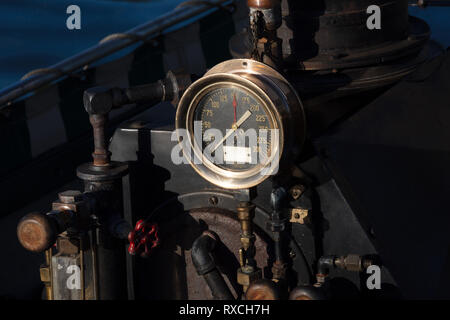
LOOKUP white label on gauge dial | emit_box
[223,146,252,164]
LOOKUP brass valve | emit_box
[236,201,262,293]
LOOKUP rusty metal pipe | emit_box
[89,114,110,166]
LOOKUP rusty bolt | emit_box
[272,260,287,280]
[58,190,83,204]
[289,185,306,200]
[209,196,218,206]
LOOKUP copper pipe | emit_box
[89,114,110,166]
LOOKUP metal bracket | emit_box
[289,208,310,225]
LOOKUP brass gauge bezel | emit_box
[186,76,282,187]
[176,59,306,189]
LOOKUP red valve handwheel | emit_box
[128,219,160,258]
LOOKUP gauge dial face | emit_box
[189,83,276,173]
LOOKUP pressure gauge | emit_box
[176,59,305,189]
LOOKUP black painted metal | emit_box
[108,101,397,297]
[313,51,450,299]
[280,0,409,62]
[231,0,429,71]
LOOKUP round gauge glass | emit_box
[186,81,280,179]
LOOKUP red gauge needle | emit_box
[233,93,237,124]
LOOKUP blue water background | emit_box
[0,1,449,89]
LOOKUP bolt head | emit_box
[290,185,306,200]
[209,196,218,206]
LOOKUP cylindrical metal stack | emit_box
[231,0,429,72]
[279,0,410,63]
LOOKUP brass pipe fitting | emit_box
[40,248,53,300]
[236,201,262,293]
[236,202,256,265]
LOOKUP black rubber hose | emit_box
[191,231,234,300]
[203,271,234,300]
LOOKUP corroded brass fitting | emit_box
[237,202,255,237]
[237,202,256,260]
[237,268,262,293]
[236,201,261,293]
[271,260,287,282]
[247,0,283,68]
